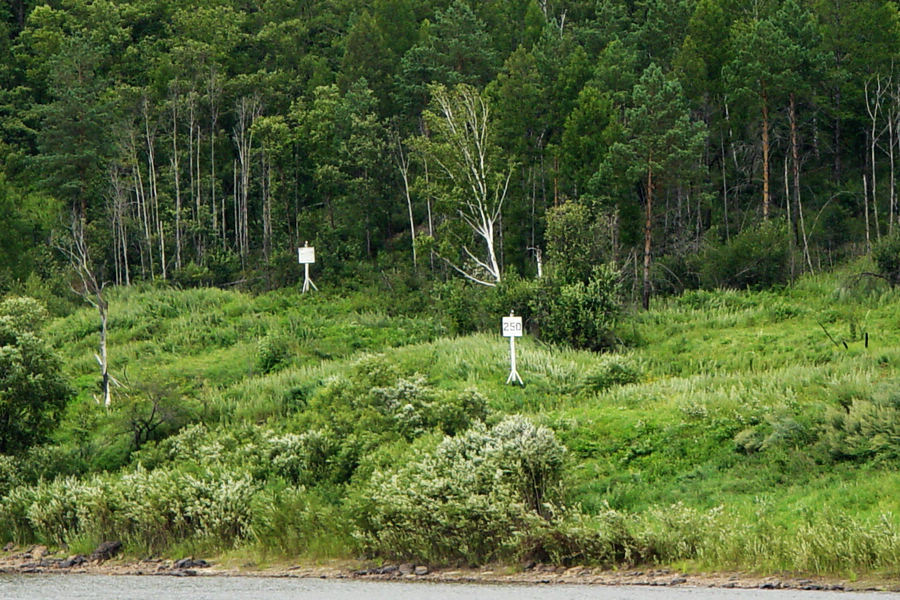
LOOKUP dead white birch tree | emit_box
[234,96,261,265]
[108,165,131,286]
[412,83,511,286]
[55,215,116,408]
[866,74,888,241]
[391,126,417,268]
[170,84,183,271]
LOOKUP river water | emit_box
[0,575,895,600]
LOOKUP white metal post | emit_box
[299,242,317,293]
[503,310,524,385]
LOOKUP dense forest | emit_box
[3,0,900,305]
[1,1,900,578]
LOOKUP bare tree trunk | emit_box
[890,82,898,234]
[233,159,238,252]
[234,96,260,266]
[137,112,156,279]
[109,166,131,286]
[789,93,813,272]
[392,130,417,268]
[195,112,203,258]
[864,173,871,252]
[207,66,222,250]
[785,155,795,281]
[720,129,729,240]
[761,86,770,220]
[144,100,166,279]
[261,150,272,263]
[128,129,151,279]
[643,160,653,310]
[188,91,197,258]
[171,90,183,271]
[57,216,113,407]
[866,75,885,241]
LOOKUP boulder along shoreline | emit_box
[1,543,896,593]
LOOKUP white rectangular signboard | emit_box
[298,247,316,264]
[502,316,523,337]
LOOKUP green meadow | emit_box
[2,262,898,578]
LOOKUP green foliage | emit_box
[256,334,292,374]
[355,416,565,564]
[532,264,622,351]
[0,296,72,454]
[821,382,900,463]
[433,279,491,335]
[872,231,900,286]
[544,200,614,284]
[1,465,258,551]
[1,269,899,576]
[248,484,351,559]
[699,221,790,290]
[577,355,642,393]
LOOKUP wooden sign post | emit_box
[502,311,524,386]
[298,242,317,293]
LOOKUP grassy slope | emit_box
[39,265,900,574]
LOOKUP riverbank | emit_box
[1,544,896,593]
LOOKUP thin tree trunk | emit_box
[129,129,151,279]
[207,66,222,250]
[789,93,812,272]
[890,89,897,235]
[866,76,884,241]
[762,86,770,220]
[720,129,729,240]
[394,134,417,268]
[99,308,110,408]
[785,155,795,281]
[833,88,842,183]
[171,94,182,271]
[262,151,272,263]
[643,160,653,310]
[864,173,871,252]
[196,117,203,257]
[234,97,259,265]
[143,101,165,278]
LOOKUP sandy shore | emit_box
[1,544,896,593]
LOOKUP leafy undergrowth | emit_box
[2,265,899,576]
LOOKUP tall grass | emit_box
[4,266,898,574]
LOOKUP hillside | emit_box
[1,265,899,577]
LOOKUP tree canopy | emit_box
[0,0,898,303]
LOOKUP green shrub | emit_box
[489,272,540,329]
[872,231,900,286]
[532,264,622,351]
[699,221,790,290]
[369,375,490,440]
[249,484,351,557]
[517,506,639,566]
[434,279,490,335]
[544,201,613,284]
[0,455,20,498]
[821,387,900,463]
[355,416,566,564]
[0,296,73,454]
[2,465,260,551]
[265,429,339,485]
[256,334,292,374]
[0,483,36,544]
[433,388,489,436]
[578,355,642,393]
